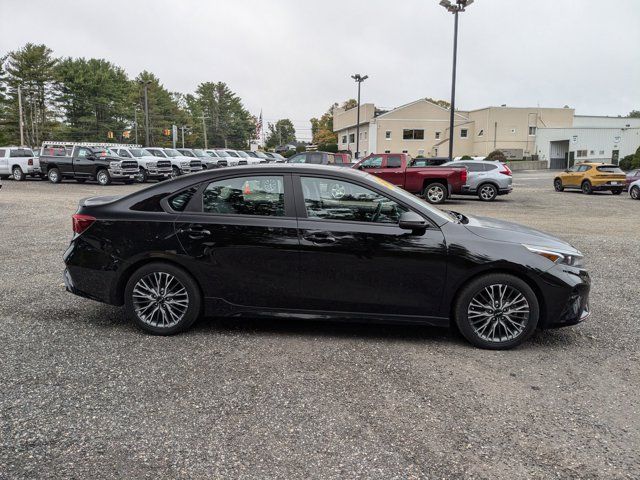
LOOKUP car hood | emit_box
[462,214,578,252]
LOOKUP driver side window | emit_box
[301,176,407,224]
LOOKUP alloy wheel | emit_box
[97,171,109,185]
[48,170,59,183]
[467,284,530,343]
[132,272,189,328]
[632,186,640,200]
[12,167,24,181]
[427,185,445,203]
[479,184,497,201]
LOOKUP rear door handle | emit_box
[179,225,211,239]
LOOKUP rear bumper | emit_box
[592,182,624,191]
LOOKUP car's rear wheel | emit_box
[12,166,25,181]
[423,182,447,204]
[478,183,498,201]
[96,169,111,186]
[631,186,640,200]
[125,262,201,335]
[553,178,564,192]
[581,180,593,195]
[454,273,539,350]
[48,168,62,184]
[611,189,622,195]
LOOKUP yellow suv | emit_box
[554,163,626,195]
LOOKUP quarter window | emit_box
[301,177,407,224]
[202,176,285,216]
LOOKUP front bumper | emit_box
[148,168,172,178]
[539,265,591,329]
[109,168,138,179]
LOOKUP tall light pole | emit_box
[439,0,474,161]
[351,74,368,159]
[138,80,152,147]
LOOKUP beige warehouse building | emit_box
[333,98,575,160]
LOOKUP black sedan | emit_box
[63,164,590,349]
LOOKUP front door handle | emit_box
[303,232,337,244]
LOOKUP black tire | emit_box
[454,273,539,350]
[12,166,25,181]
[172,166,181,178]
[124,262,202,335]
[611,189,622,195]
[477,183,498,201]
[423,182,447,204]
[48,167,62,184]
[76,178,86,183]
[581,180,593,195]
[631,186,640,200]
[137,167,148,183]
[553,178,564,192]
[96,169,111,186]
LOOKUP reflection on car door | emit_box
[175,174,301,310]
[293,174,447,318]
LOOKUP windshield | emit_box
[192,149,208,157]
[206,151,219,157]
[236,151,249,158]
[129,148,151,157]
[225,150,240,157]
[164,149,181,157]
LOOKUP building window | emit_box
[434,148,438,156]
[589,150,594,155]
[528,126,536,136]
[576,150,588,157]
[477,129,484,137]
[418,149,425,156]
[599,150,605,155]
[349,133,355,143]
[402,150,408,154]
[341,135,347,144]
[435,131,441,139]
[460,129,468,138]
[403,129,424,140]
[385,130,391,140]
[384,150,390,153]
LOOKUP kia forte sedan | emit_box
[64,165,590,349]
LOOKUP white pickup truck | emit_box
[110,146,172,182]
[0,146,41,181]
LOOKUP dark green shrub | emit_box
[619,155,634,170]
[485,150,507,162]
[461,155,473,160]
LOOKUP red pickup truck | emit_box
[353,153,467,204]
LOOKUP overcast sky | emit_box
[2,0,639,140]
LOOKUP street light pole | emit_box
[351,74,368,159]
[439,0,474,161]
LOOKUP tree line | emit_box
[0,43,259,149]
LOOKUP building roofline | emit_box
[375,98,468,120]
[468,106,575,112]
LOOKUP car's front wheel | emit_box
[631,186,640,200]
[136,167,148,183]
[454,273,539,349]
[125,262,201,335]
[553,178,564,192]
[96,169,111,186]
[423,182,447,204]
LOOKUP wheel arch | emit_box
[448,267,547,329]
[422,178,448,190]
[113,256,203,306]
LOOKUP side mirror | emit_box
[398,211,428,231]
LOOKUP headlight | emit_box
[148,161,157,168]
[181,161,189,167]
[109,161,120,168]
[524,245,584,267]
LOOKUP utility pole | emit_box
[181,126,185,148]
[439,0,474,161]
[138,80,152,147]
[201,116,208,149]
[134,109,138,144]
[351,74,368,159]
[17,86,25,146]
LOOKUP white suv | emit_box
[0,146,40,181]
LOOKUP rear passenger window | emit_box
[202,176,284,216]
[483,164,498,171]
[386,156,402,168]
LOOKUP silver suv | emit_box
[443,159,513,201]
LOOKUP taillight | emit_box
[500,163,512,176]
[28,158,33,166]
[72,214,96,235]
[461,168,467,183]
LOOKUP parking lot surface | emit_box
[1,171,638,479]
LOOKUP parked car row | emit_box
[0,142,287,186]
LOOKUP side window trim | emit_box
[292,173,428,227]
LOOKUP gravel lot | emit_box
[1,171,638,479]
